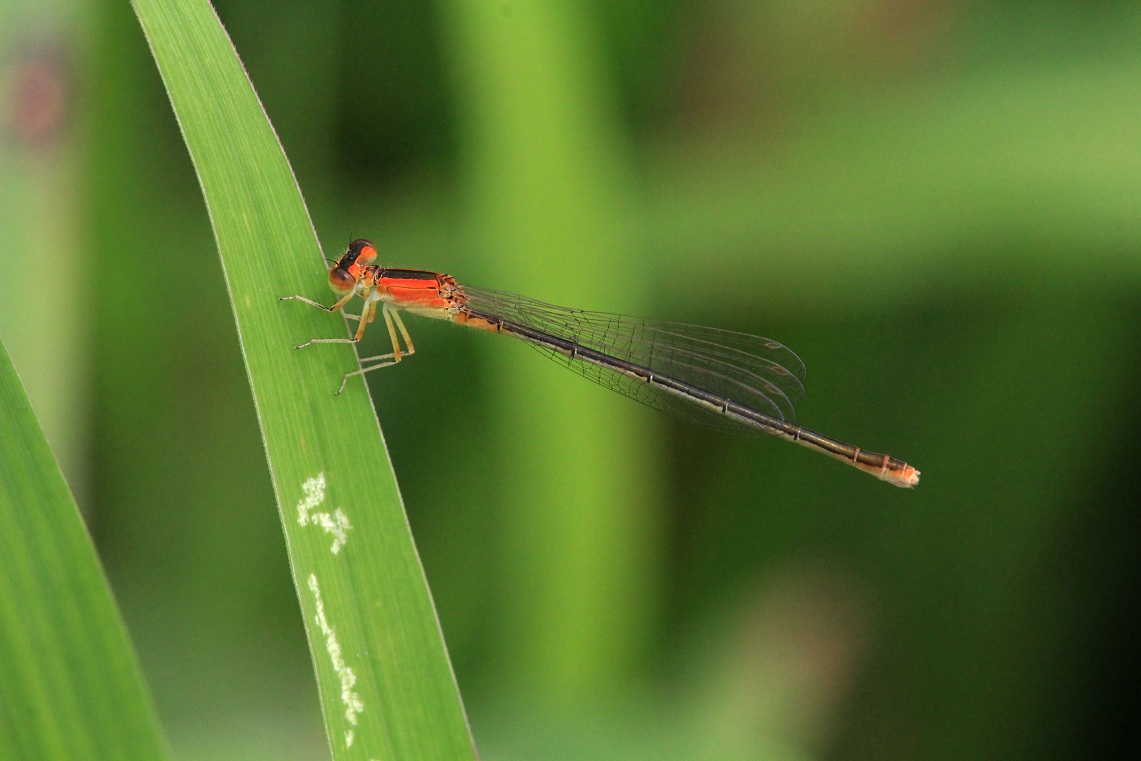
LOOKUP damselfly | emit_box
[282,239,920,488]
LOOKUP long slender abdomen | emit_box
[449,306,920,487]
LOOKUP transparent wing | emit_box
[460,286,806,436]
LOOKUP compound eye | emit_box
[329,267,355,294]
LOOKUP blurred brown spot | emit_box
[4,47,71,148]
[670,0,956,132]
[857,0,957,72]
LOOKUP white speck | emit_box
[297,474,326,518]
[297,473,352,554]
[309,573,364,747]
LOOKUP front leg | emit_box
[279,292,355,313]
[282,291,364,348]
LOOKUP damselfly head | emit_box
[328,239,380,294]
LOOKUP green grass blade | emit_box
[0,339,168,761]
[128,1,475,758]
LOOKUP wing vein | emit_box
[460,286,807,437]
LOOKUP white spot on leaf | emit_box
[308,573,364,747]
[297,473,352,554]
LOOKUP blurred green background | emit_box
[3,0,1140,759]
